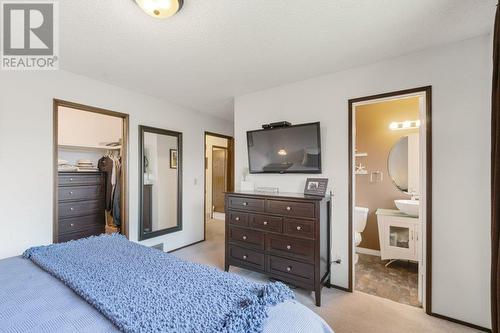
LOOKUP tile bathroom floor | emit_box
[355,253,420,307]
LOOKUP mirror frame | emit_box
[139,125,183,240]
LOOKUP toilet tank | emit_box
[354,206,369,233]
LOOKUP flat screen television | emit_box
[247,122,321,174]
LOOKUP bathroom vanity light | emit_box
[389,120,420,131]
[134,0,183,19]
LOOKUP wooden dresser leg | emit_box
[224,264,229,272]
[315,289,321,307]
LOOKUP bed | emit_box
[0,235,333,333]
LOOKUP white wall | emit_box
[58,106,122,147]
[0,69,233,258]
[58,107,124,167]
[234,35,492,328]
[205,135,229,219]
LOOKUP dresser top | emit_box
[227,191,330,201]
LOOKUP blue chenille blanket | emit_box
[23,234,294,333]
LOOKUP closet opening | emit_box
[53,100,129,243]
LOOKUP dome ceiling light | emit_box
[133,0,183,19]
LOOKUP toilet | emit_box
[354,207,369,264]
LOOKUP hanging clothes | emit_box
[112,159,121,226]
[98,156,114,211]
[99,153,121,227]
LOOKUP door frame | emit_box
[203,131,234,240]
[347,86,432,313]
[211,145,229,216]
[53,99,130,242]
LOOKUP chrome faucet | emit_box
[409,191,420,201]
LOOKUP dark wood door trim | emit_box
[204,132,234,241]
[53,99,130,242]
[347,86,432,313]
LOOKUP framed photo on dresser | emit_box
[304,178,328,196]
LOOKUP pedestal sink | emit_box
[394,199,419,217]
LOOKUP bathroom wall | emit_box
[355,97,419,251]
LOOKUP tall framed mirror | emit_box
[139,125,182,240]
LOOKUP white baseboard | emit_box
[356,247,381,256]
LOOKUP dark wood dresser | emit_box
[57,172,106,242]
[224,191,331,306]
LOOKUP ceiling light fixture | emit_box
[134,0,183,19]
[278,148,288,156]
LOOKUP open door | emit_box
[212,147,228,213]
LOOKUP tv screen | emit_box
[247,122,321,174]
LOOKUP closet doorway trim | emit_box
[52,99,130,242]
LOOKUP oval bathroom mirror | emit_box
[387,135,419,194]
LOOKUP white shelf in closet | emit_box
[58,144,121,151]
[355,152,368,157]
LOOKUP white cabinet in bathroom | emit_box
[376,209,420,262]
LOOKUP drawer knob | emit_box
[286,206,291,211]
[296,226,302,231]
[242,235,247,240]
[286,266,292,272]
[70,207,74,211]
[69,191,74,195]
[286,245,292,250]
[235,217,240,221]
[242,202,248,206]
[263,221,268,225]
[69,178,74,181]
[243,255,248,260]
[70,223,75,227]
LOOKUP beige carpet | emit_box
[172,219,480,333]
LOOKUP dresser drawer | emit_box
[59,214,104,234]
[266,234,315,262]
[58,225,105,243]
[249,214,283,233]
[228,196,265,212]
[227,211,249,227]
[266,200,315,218]
[268,256,314,286]
[59,199,104,218]
[58,185,105,202]
[284,218,315,239]
[228,226,265,249]
[228,245,265,271]
[59,173,104,186]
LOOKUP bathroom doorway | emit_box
[348,87,432,312]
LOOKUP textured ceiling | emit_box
[59,0,496,120]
